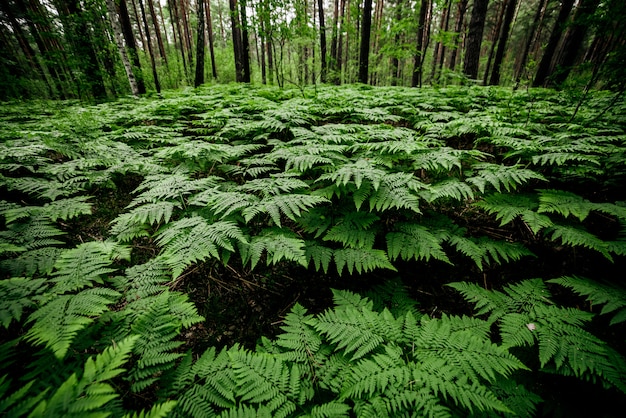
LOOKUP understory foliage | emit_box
[1,85,626,416]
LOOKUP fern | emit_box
[538,189,626,221]
[475,192,553,234]
[549,276,626,325]
[333,247,396,276]
[546,223,612,260]
[385,222,451,264]
[242,193,329,227]
[466,163,546,193]
[0,277,47,329]
[239,228,307,269]
[421,178,475,203]
[26,287,121,359]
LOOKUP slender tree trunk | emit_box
[118,0,146,94]
[448,0,468,71]
[358,0,373,84]
[147,0,167,63]
[195,0,206,87]
[463,0,490,80]
[514,0,547,85]
[106,0,139,95]
[550,0,599,86]
[180,0,194,64]
[318,0,327,82]
[206,0,218,79]
[168,0,188,77]
[229,0,244,81]
[483,0,507,84]
[488,0,518,85]
[431,0,452,83]
[240,0,251,82]
[412,0,430,87]
[138,0,161,92]
[130,0,147,52]
[330,0,339,81]
[533,0,575,87]
[391,0,402,86]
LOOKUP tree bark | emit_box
[463,0,490,80]
[318,0,327,82]
[533,0,575,87]
[229,0,244,81]
[448,0,468,71]
[412,0,430,87]
[206,0,218,79]
[195,0,206,87]
[119,0,146,94]
[137,0,161,93]
[106,0,139,95]
[514,0,547,85]
[358,0,373,84]
[240,0,251,82]
[147,0,167,64]
[488,0,518,85]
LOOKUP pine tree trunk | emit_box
[240,0,251,82]
[463,0,490,80]
[318,0,327,83]
[488,0,518,85]
[514,0,547,85]
[448,0,468,71]
[533,0,575,87]
[358,0,373,84]
[229,0,244,81]
[147,0,167,64]
[137,0,161,93]
[118,0,146,94]
[206,0,218,79]
[195,0,205,87]
[412,0,429,87]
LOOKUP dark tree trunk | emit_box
[330,0,339,78]
[206,0,218,79]
[138,0,161,93]
[412,0,430,87]
[533,0,575,87]
[240,0,251,82]
[431,0,452,83]
[391,0,402,86]
[318,0,327,82]
[195,0,205,87]
[448,0,468,71]
[119,0,146,94]
[147,0,167,63]
[482,0,507,84]
[463,0,490,80]
[229,0,244,81]
[550,0,600,86]
[180,0,194,64]
[168,0,188,77]
[514,0,548,85]
[359,0,372,84]
[488,0,518,85]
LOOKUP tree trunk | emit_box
[180,0,194,64]
[391,0,402,86]
[488,0,518,85]
[463,0,490,80]
[240,0,251,82]
[168,0,188,77]
[195,0,206,87]
[533,0,575,87]
[106,0,139,95]
[514,0,547,85]
[550,0,600,86]
[318,0,327,82]
[137,0,161,93]
[412,0,430,87]
[358,0,373,84]
[118,0,146,94]
[229,0,244,81]
[147,0,167,64]
[448,0,468,71]
[206,0,218,79]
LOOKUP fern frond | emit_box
[333,247,396,276]
[475,193,554,234]
[121,401,178,418]
[26,287,121,359]
[51,241,124,293]
[131,174,221,206]
[1,247,63,276]
[322,211,379,249]
[303,241,333,274]
[239,228,307,269]
[385,222,451,264]
[367,173,423,213]
[125,201,179,226]
[190,189,260,219]
[546,224,611,260]
[538,189,626,221]
[275,303,322,362]
[316,159,386,190]
[242,193,329,227]
[449,235,534,270]
[549,276,626,325]
[532,152,600,167]
[0,277,47,329]
[421,178,474,203]
[466,163,546,193]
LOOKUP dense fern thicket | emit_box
[1,84,626,416]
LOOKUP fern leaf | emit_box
[125,201,178,225]
[466,163,546,193]
[333,247,396,276]
[307,401,351,418]
[385,222,451,264]
[546,224,612,260]
[421,178,475,203]
[26,288,121,359]
[549,276,626,325]
[323,214,378,249]
[368,173,423,213]
[242,194,328,227]
[275,303,322,360]
[121,401,178,418]
[317,159,386,190]
[532,152,600,167]
[51,242,123,293]
[0,277,47,329]
[537,189,594,221]
[475,193,554,234]
[239,228,307,269]
[304,241,334,274]
[1,247,63,276]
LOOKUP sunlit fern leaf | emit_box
[537,189,593,221]
[110,213,151,242]
[239,228,307,270]
[130,174,221,206]
[51,241,126,293]
[275,303,322,359]
[0,277,47,329]
[546,223,612,260]
[334,247,396,276]
[411,147,467,173]
[322,211,379,248]
[475,192,554,234]
[385,222,451,264]
[466,163,546,193]
[2,176,83,201]
[125,259,171,299]
[217,404,272,418]
[304,241,334,274]
[0,216,64,250]
[189,188,260,219]
[239,176,310,197]
[121,401,178,418]
[306,401,351,418]
[549,276,626,325]
[368,173,423,213]
[242,194,329,227]
[532,152,600,167]
[228,348,303,418]
[421,179,474,203]
[317,159,387,190]
[26,287,121,359]
[157,217,247,278]
[31,336,138,416]
[125,201,179,226]
[1,247,63,276]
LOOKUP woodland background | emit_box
[1,0,625,99]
